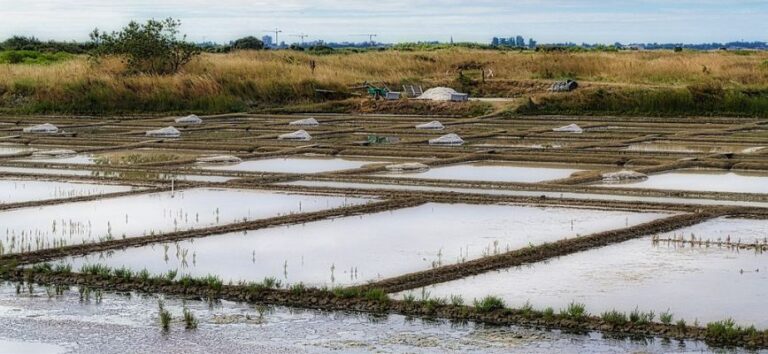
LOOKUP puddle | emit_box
[0,339,68,354]
[373,162,585,183]
[601,170,768,194]
[59,203,667,287]
[280,180,768,208]
[200,157,388,174]
[0,284,714,354]
[402,218,768,328]
[0,179,136,204]
[0,188,370,254]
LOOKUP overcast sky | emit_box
[1,0,766,44]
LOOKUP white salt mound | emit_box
[196,155,242,164]
[601,170,648,183]
[417,87,459,101]
[553,124,584,134]
[415,121,445,130]
[175,114,203,124]
[23,123,59,134]
[289,118,320,127]
[429,133,464,146]
[146,126,181,138]
[385,162,430,173]
[279,130,312,141]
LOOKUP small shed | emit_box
[23,123,59,134]
[553,124,584,134]
[289,117,320,127]
[429,133,464,146]
[146,126,181,138]
[279,130,312,141]
[415,121,445,130]
[196,155,242,164]
[175,114,203,124]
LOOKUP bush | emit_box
[90,18,200,74]
[231,36,265,50]
[0,50,72,64]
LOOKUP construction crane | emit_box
[263,28,283,47]
[353,34,378,45]
[291,34,309,45]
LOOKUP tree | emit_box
[231,36,265,50]
[89,18,200,75]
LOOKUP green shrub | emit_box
[660,309,674,324]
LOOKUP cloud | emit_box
[0,0,766,43]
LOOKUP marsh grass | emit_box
[3,50,768,113]
[183,307,198,330]
[473,295,505,313]
[561,301,587,320]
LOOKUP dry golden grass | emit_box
[1,48,767,113]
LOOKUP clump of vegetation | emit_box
[629,307,655,324]
[158,300,172,332]
[0,50,72,64]
[601,309,628,326]
[183,306,198,330]
[90,18,200,75]
[473,296,505,313]
[363,288,388,302]
[660,309,674,325]
[449,294,464,306]
[706,319,758,344]
[561,301,587,320]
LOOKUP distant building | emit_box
[262,35,273,48]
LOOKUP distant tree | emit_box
[1,36,42,50]
[89,18,200,75]
[289,44,305,51]
[231,36,265,50]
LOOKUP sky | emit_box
[0,0,766,44]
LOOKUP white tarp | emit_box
[175,114,203,124]
[385,162,430,173]
[553,124,584,134]
[289,117,320,127]
[415,121,445,130]
[23,123,59,134]
[196,155,242,164]
[429,133,464,146]
[146,126,181,138]
[279,130,312,141]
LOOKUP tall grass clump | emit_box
[158,300,172,332]
[561,301,587,320]
[473,295,505,313]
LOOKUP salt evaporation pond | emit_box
[0,166,235,182]
[374,162,584,183]
[201,157,387,174]
[61,203,667,287]
[16,154,97,165]
[281,180,768,208]
[601,170,768,194]
[0,284,714,354]
[402,217,768,328]
[0,179,135,204]
[0,188,369,254]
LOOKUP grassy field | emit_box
[1,48,768,115]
